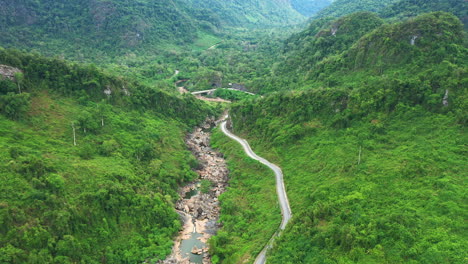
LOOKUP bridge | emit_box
[191,88,256,96]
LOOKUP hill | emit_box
[254,11,466,93]
[0,0,313,61]
[0,48,216,263]
[380,0,468,27]
[313,0,401,19]
[0,0,209,55]
[182,0,306,27]
[291,0,333,17]
[220,11,467,263]
[259,12,384,93]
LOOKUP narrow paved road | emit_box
[220,119,292,264]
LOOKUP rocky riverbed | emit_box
[161,117,229,264]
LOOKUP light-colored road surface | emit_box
[192,88,256,96]
[220,120,292,264]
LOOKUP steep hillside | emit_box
[262,12,384,93]
[225,12,467,263]
[0,0,310,60]
[0,48,216,263]
[313,0,401,19]
[255,12,466,93]
[291,0,333,17]
[312,12,467,89]
[380,0,468,27]
[0,0,212,55]
[182,0,306,27]
[230,93,467,263]
[312,0,466,27]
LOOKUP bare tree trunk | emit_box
[72,122,77,146]
[101,117,104,127]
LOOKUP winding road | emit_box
[220,118,292,264]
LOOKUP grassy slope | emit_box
[208,128,281,264]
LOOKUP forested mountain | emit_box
[182,0,306,27]
[380,0,468,28]
[0,0,467,263]
[226,11,467,263]
[313,0,467,26]
[0,0,215,56]
[264,12,384,92]
[255,10,466,93]
[313,0,401,19]
[291,0,333,17]
[0,0,312,60]
[0,48,215,263]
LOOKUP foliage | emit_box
[263,12,384,93]
[256,12,467,94]
[0,48,216,127]
[200,179,213,194]
[291,0,333,17]
[183,0,305,27]
[0,49,214,263]
[237,109,467,263]
[313,0,401,19]
[222,10,467,264]
[213,89,259,101]
[209,128,281,263]
[380,0,468,28]
[228,62,467,263]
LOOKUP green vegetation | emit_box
[183,0,305,27]
[262,12,384,93]
[209,128,281,264]
[213,89,259,101]
[225,10,467,264]
[291,0,333,17]
[0,0,216,55]
[313,0,401,19]
[256,12,467,94]
[380,0,468,28]
[233,106,467,263]
[0,48,214,125]
[1,0,467,263]
[0,49,215,263]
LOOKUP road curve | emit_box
[220,120,292,264]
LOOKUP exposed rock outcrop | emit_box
[161,117,229,264]
[0,65,22,81]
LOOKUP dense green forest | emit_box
[231,99,467,263]
[225,11,467,264]
[0,48,216,263]
[291,0,333,16]
[254,11,467,94]
[209,129,280,263]
[380,0,468,28]
[182,0,305,27]
[0,0,467,263]
[313,0,402,19]
[0,0,306,58]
